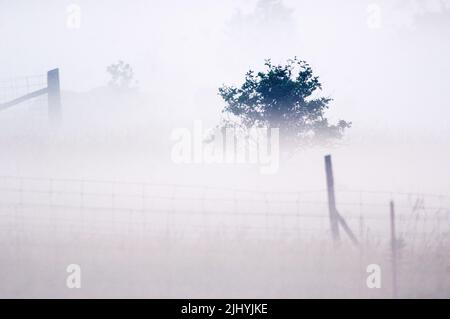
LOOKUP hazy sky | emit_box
[1,0,450,137]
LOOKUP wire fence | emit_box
[0,175,449,247]
[0,175,448,298]
[0,74,47,107]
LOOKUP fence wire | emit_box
[0,175,448,245]
[0,74,47,105]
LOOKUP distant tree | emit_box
[106,60,135,90]
[229,0,294,31]
[227,0,296,58]
[218,57,351,148]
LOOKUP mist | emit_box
[0,0,449,298]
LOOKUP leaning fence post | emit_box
[324,155,340,243]
[390,200,398,298]
[47,68,61,125]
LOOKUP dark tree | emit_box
[218,58,351,148]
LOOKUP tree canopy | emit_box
[218,58,350,148]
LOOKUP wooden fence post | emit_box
[390,200,398,298]
[325,155,340,243]
[47,68,61,125]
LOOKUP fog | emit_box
[0,0,449,298]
